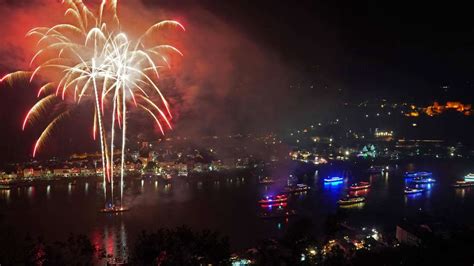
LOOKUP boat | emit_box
[404,187,424,194]
[412,176,436,184]
[452,180,474,188]
[107,257,127,265]
[258,194,288,204]
[324,176,344,183]
[260,202,288,208]
[349,182,371,190]
[404,171,432,178]
[464,173,474,182]
[337,196,365,205]
[99,205,130,213]
[258,209,297,219]
[259,176,275,184]
[284,184,311,193]
[368,165,389,173]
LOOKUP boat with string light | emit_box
[349,182,371,190]
[337,196,366,205]
[404,187,424,194]
[324,176,344,183]
[258,194,288,204]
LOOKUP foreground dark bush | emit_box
[130,226,230,265]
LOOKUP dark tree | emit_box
[130,226,230,265]
[41,234,95,266]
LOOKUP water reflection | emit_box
[383,172,389,186]
[323,181,344,190]
[164,183,171,193]
[0,189,10,204]
[93,221,128,262]
[27,186,35,199]
[323,180,345,206]
[404,193,422,205]
[68,183,72,195]
[369,175,375,183]
[339,202,365,209]
[85,182,89,195]
[349,189,369,197]
[46,185,51,199]
[421,183,433,198]
[455,187,470,199]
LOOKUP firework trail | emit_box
[1,0,185,207]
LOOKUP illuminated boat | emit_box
[367,165,389,173]
[260,202,288,208]
[404,171,432,178]
[349,182,371,190]
[404,187,424,194]
[284,184,311,193]
[99,205,130,213]
[452,180,474,188]
[464,173,474,182]
[324,176,344,183]
[258,194,288,204]
[337,196,365,205]
[258,209,297,219]
[412,176,436,184]
[107,257,127,266]
[259,176,275,184]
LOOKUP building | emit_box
[53,167,71,177]
[395,222,432,246]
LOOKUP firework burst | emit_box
[1,0,185,206]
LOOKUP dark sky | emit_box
[1,0,474,161]
[206,0,474,99]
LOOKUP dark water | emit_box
[1,160,474,258]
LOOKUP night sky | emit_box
[1,0,474,161]
[202,0,474,99]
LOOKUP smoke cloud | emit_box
[0,0,298,161]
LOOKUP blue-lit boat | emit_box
[464,173,474,182]
[412,176,436,184]
[324,176,344,183]
[404,187,424,194]
[404,171,432,178]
